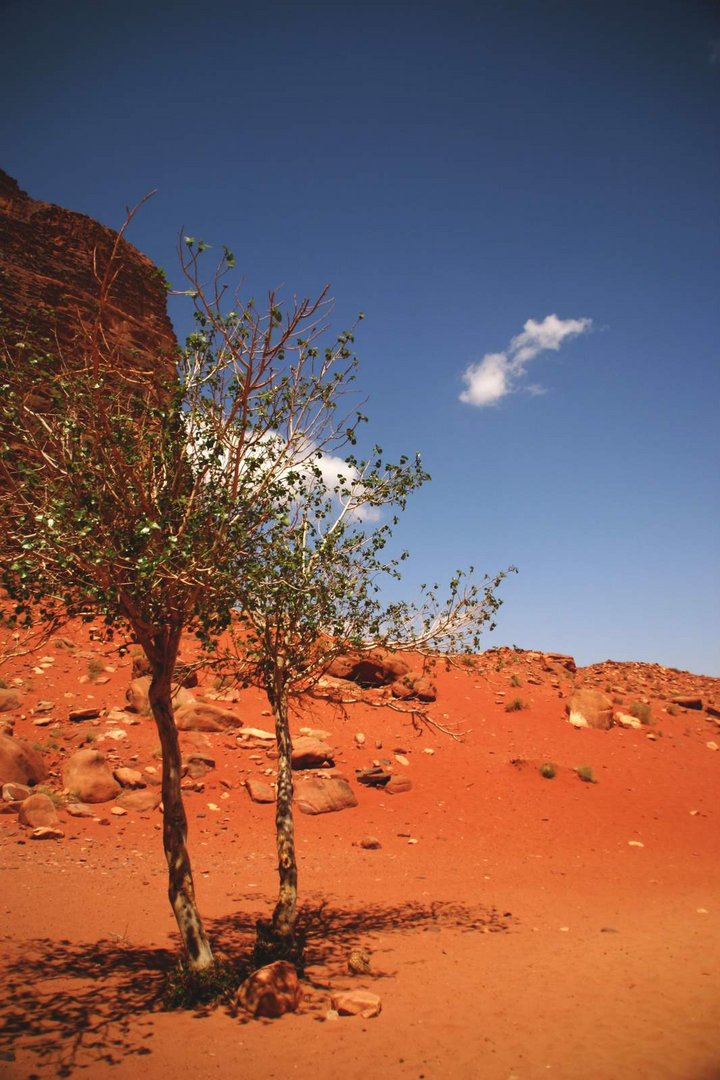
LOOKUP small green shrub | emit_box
[575,764,596,784]
[87,657,105,681]
[629,701,652,725]
[35,785,63,806]
[162,958,241,1010]
[509,674,523,688]
[539,762,556,779]
[505,698,527,712]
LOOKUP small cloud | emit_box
[459,313,592,408]
[458,352,509,407]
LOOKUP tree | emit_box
[0,222,364,973]
[214,430,512,964]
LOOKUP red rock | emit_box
[391,676,437,702]
[62,749,121,803]
[0,734,47,786]
[117,788,161,812]
[326,648,409,687]
[567,689,614,730]
[0,689,22,713]
[113,767,146,789]
[245,779,276,803]
[2,782,32,803]
[385,775,412,795]
[29,826,65,841]
[237,961,303,1018]
[68,707,100,722]
[175,702,242,731]
[18,792,59,828]
[330,989,382,1018]
[543,652,577,673]
[671,695,703,710]
[0,170,177,380]
[295,777,358,815]
[291,736,333,769]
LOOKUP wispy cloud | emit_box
[459,313,592,407]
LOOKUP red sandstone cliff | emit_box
[0,170,177,376]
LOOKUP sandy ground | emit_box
[1,625,719,1080]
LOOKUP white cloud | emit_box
[459,313,592,407]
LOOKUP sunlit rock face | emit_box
[0,169,177,382]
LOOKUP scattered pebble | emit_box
[628,840,645,848]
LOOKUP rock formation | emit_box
[0,169,177,380]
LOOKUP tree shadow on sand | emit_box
[0,898,511,1076]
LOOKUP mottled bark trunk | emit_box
[148,657,214,972]
[271,681,297,943]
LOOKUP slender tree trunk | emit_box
[271,679,297,944]
[148,651,214,972]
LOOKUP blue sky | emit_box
[3,0,719,673]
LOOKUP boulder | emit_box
[18,792,60,828]
[237,961,303,1018]
[0,734,47,786]
[543,652,577,673]
[245,779,276,803]
[62,749,121,803]
[330,989,382,1018]
[567,689,613,730]
[326,648,409,688]
[291,736,334,770]
[295,776,358,815]
[390,676,437,703]
[175,702,243,732]
[117,788,161,812]
[0,688,22,713]
[671,695,703,711]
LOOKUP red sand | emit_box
[1,625,719,1080]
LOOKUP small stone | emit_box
[2,782,31,803]
[394,753,410,767]
[706,741,718,752]
[628,840,645,847]
[330,989,381,1019]
[385,775,412,795]
[354,732,366,747]
[113,767,146,789]
[34,700,55,714]
[110,806,127,816]
[30,826,64,840]
[359,836,382,849]
[423,747,435,755]
[66,802,96,818]
[69,708,101,722]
